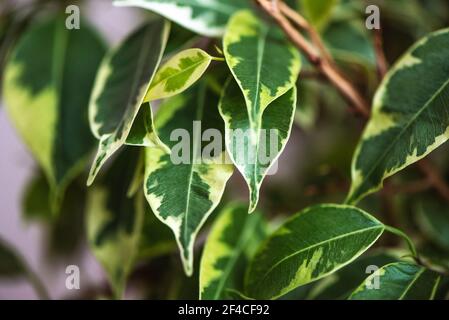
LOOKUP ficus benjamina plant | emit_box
[1,0,449,300]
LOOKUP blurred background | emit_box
[0,0,147,299]
[1,0,449,299]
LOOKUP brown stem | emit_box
[256,0,370,118]
[373,27,389,80]
[279,1,334,64]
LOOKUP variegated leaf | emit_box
[219,79,297,213]
[245,205,384,299]
[3,16,105,209]
[347,28,449,204]
[144,48,214,102]
[86,148,143,299]
[349,262,441,300]
[224,10,300,125]
[113,0,251,37]
[144,81,234,276]
[87,19,170,186]
[222,10,300,212]
[200,204,266,300]
[309,251,400,299]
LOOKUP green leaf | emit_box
[222,10,300,211]
[87,19,170,186]
[0,237,49,299]
[86,148,144,299]
[416,197,449,251]
[349,262,441,300]
[219,80,297,212]
[144,48,214,102]
[200,204,266,300]
[245,204,384,299]
[323,20,375,67]
[144,81,233,276]
[137,199,176,261]
[113,0,251,37]
[0,237,27,278]
[347,28,449,204]
[3,16,105,209]
[300,0,339,30]
[22,173,52,222]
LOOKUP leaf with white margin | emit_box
[200,203,266,300]
[245,204,384,299]
[349,262,441,300]
[144,48,215,102]
[222,10,300,211]
[87,19,170,186]
[347,28,449,204]
[223,10,300,128]
[219,79,297,213]
[113,0,251,37]
[3,16,105,210]
[144,81,233,276]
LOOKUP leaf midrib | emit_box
[182,83,207,247]
[120,25,155,134]
[249,24,269,204]
[398,267,425,300]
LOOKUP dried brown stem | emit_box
[373,27,389,79]
[279,1,334,64]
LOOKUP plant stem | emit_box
[384,225,418,261]
[373,27,389,80]
[210,56,225,62]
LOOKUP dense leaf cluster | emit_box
[1,0,449,300]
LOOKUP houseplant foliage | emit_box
[1,0,449,300]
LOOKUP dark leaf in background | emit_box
[3,15,106,210]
